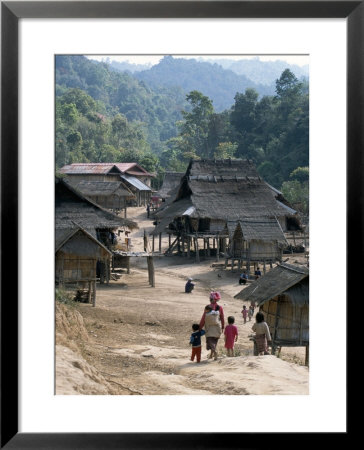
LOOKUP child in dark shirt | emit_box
[189,323,206,363]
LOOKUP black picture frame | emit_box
[1,1,355,448]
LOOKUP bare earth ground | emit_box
[56,207,309,395]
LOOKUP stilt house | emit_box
[59,162,153,206]
[225,218,288,273]
[234,262,309,365]
[55,177,137,300]
[56,226,112,305]
[151,159,300,261]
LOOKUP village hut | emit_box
[74,180,135,216]
[151,159,300,260]
[234,262,309,365]
[56,226,112,305]
[56,177,137,287]
[59,162,153,207]
[225,218,288,273]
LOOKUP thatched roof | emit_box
[74,180,134,198]
[187,158,260,178]
[158,172,184,198]
[55,178,137,234]
[228,218,288,245]
[187,177,291,219]
[234,263,309,306]
[56,225,112,255]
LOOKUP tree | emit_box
[180,90,214,158]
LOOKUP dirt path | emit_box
[56,207,309,395]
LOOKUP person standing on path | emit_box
[203,305,221,360]
[189,324,206,363]
[241,305,248,324]
[252,312,272,355]
[224,316,238,357]
[199,291,224,332]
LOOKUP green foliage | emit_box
[289,166,309,183]
[55,56,308,198]
[55,288,76,306]
[281,179,309,214]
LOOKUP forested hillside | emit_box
[55,55,308,211]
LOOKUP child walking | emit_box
[248,305,254,321]
[252,312,272,355]
[241,305,248,324]
[224,316,238,357]
[189,324,206,363]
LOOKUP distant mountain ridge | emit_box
[132,56,275,111]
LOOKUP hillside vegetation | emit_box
[55,55,309,209]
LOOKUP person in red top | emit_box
[199,291,224,332]
[224,316,238,357]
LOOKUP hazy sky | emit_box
[87,54,309,67]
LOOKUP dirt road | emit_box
[56,207,309,395]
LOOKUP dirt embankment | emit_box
[55,207,309,395]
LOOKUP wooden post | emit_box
[272,297,281,355]
[207,238,210,257]
[187,236,191,258]
[181,236,185,257]
[88,281,92,303]
[263,260,266,274]
[305,345,309,366]
[152,235,155,253]
[127,256,130,274]
[92,280,96,307]
[169,233,171,248]
[195,237,200,263]
[147,256,155,287]
[159,233,162,253]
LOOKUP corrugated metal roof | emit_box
[121,175,151,191]
[59,162,153,177]
[59,163,120,175]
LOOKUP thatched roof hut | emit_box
[56,225,112,305]
[55,177,137,240]
[235,262,309,363]
[155,159,300,230]
[59,162,153,206]
[157,171,184,199]
[74,180,134,212]
[226,218,288,268]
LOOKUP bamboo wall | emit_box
[261,295,309,346]
[56,232,110,282]
[55,254,96,282]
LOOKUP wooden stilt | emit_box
[147,256,155,287]
[88,281,92,303]
[187,237,191,258]
[195,237,200,263]
[152,235,155,253]
[127,256,130,274]
[159,233,162,253]
[305,345,309,366]
[92,280,96,307]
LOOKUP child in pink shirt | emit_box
[224,316,238,357]
[241,305,248,323]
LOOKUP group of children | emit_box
[241,304,255,323]
[189,289,272,362]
